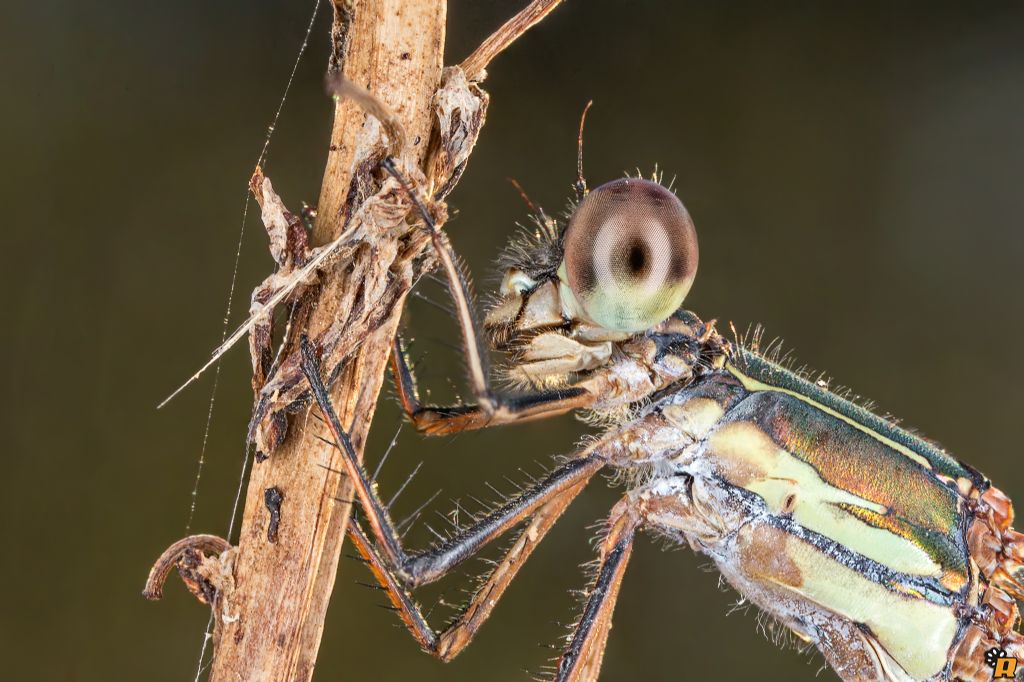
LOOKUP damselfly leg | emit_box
[300,338,608,659]
[555,499,639,682]
[382,159,605,437]
[391,336,596,435]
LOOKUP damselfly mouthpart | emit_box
[297,133,1024,681]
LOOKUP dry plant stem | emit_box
[153,0,569,405]
[459,0,563,81]
[207,2,445,680]
[138,1,575,679]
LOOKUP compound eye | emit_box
[562,178,698,332]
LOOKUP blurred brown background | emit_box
[4,1,1024,680]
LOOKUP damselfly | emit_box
[298,135,1024,681]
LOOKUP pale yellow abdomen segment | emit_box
[732,522,959,680]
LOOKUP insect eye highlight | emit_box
[561,178,698,332]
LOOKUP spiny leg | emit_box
[555,499,640,682]
[301,335,605,585]
[347,479,587,661]
[382,159,600,436]
[391,336,595,436]
[383,158,491,403]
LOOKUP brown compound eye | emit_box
[561,178,698,332]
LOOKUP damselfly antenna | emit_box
[575,100,593,200]
[507,176,540,214]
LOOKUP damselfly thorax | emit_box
[298,163,1024,681]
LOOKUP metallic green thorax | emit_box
[730,349,982,483]
[648,347,992,678]
[722,349,985,592]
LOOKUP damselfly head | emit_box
[485,176,699,386]
[562,178,698,331]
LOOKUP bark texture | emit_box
[145,2,565,680]
[208,3,445,680]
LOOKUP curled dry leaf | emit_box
[428,67,490,199]
[143,534,233,605]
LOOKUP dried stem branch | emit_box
[147,1,567,680]
[460,0,564,82]
[207,3,445,680]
